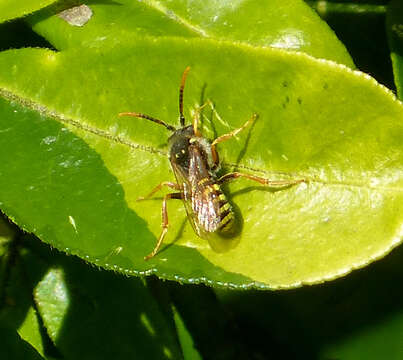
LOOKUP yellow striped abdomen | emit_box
[192,180,235,234]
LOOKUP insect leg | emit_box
[137,181,180,201]
[192,100,211,137]
[144,192,182,260]
[210,113,258,168]
[211,113,258,147]
[218,172,307,187]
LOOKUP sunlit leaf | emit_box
[27,0,354,66]
[0,37,402,288]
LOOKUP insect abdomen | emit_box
[193,180,235,234]
[217,197,235,233]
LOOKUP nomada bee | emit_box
[119,67,305,260]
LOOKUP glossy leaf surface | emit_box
[0,36,402,288]
[28,0,354,66]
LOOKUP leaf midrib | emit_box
[2,87,402,193]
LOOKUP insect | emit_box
[119,67,305,260]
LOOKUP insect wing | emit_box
[170,159,210,238]
[171,143,224,236]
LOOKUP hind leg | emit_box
[144,192,182,261]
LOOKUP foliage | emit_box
[0,0,402,359]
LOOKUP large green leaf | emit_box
[387,0,403,98]
[0,0,58,23]
[0,78,251,287]
[28,0,354,66]
[0,36,402,289]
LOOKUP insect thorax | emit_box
[168,125,216,171]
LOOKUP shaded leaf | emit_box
[0,20,54,52]
[0,0,57,23]
[172,307,202,360]
[387,0,403,98]
[0,251,46,358]
[0,326,44,360]
[308,0,393,88]
[0,215,14,255]
[216,245,403,360]
[169,283,251,360]
[21,237,184,360]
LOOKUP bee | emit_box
[119,67,305,260]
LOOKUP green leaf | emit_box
[0,326,44,360]
[216,245,403,359]
[307,0,387,16]
[17,307,46,358]
[173,307,202,360]
[0,216,14,255]
[387,0,403,98]
[1,235,184,359]
[27,0,354,66]
[321,310,403,360]
[169,283,251,359]
[33,270,182,359]
[0,37,402,289]
[18,237,183,360]
[0,249,46,359]
[0,0,58,23]
[0,19,54,52]
[307,1,393,89]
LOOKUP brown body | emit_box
[168,125,234,237]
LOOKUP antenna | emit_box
[179,66,190,126]
[118,112,176,132]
